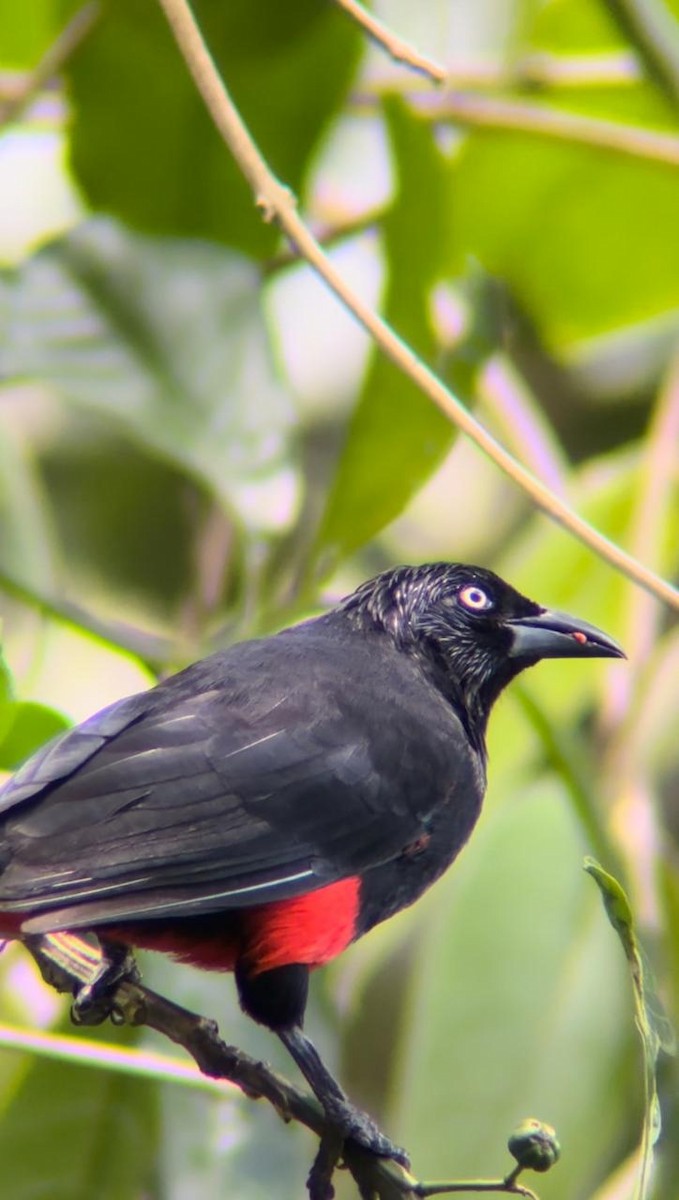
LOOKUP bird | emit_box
[0,562,623,1161]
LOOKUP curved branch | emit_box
[22,932,545,1200]
[334,0,446,83]
[154,0,678,612]
[355,88,679,168]
[22,932,415,1200]
[367,52,641,92]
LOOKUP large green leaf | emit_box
[1,219,293,525]
[0,1021,158,1200]
[58,0,360,258]
[38,427,236,624]
[528,0,633,53]
[449,131,679,351]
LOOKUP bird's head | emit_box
[343,562,624,744]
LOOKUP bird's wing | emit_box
[0,633,460,930]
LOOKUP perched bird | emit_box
[0,563,623,1159]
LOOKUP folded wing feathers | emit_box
[0,649,435,924]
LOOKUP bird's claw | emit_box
[324,1098,410,1166]
[71,942,139,1026]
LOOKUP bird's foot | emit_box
[71,941,140,1026]
[324,1096,409,1167]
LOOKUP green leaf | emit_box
[311,101,464,577]
[1,219,293,525]
[59,0,360,258]
[584,859,636,952]
[39,429,231,622]
[585,858,670,1200]
[0,701,71,769]
[0,0,79,69]
[0,1021,158,1200]
[450,126,679,351]
[528,0,633,52]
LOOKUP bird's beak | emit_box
[507,609,625,661]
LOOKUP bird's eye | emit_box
[458,585,493,611]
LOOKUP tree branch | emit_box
[354,86,679,167]
[22,932,416,1200]
[305,51,642,99]
[456,51,640,90]
[154,0,678,612]
[20,932,545,1200]
[334,0,446,83]
[264,201,388,275]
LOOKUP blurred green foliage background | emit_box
[0,1,678,1197]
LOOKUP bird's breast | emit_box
[356,761,485,937]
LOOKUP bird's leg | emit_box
[278,1025,409,1166]
[236,960,409,1165]
[71,938,140,1025]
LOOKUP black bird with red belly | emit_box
[0,563,623,1160]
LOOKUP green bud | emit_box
[508,1119,561,1173]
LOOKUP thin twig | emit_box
[490,51,640,89]
[334,0,446,83]
[413,1182,537,1199]
[354,87,679,167]
[362,52,643,93]
[264,202,387,275]
[0,2,100,129]
[478,357,567,496]
[0,50,640,115]
[155,0,678,611]
[427,51,641,90]
[431,91,679,166]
